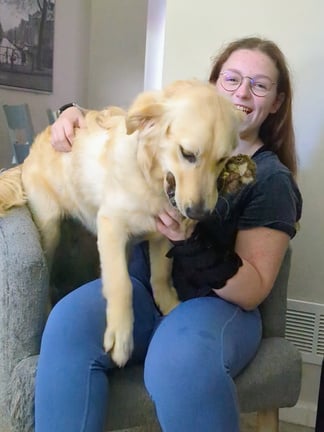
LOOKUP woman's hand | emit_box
[51,107,86,152]
[156,207,196,242]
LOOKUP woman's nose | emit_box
[235,77,252,97]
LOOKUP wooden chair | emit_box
[3,103,35,164]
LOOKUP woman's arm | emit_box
[215,227,290,310]
[51,106,86,152]
[157,208,290,310]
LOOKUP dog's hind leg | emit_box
[0,166,27,216]
[149,236,180,315]
[24,187,63,310]
[26,190,63,269]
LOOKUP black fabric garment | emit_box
[170,148,302,301]
[167,232,242,300]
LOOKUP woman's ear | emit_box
[270,92,285,114]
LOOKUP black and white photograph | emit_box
[0,0,55,92]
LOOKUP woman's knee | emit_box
[42,279,106,348]
[144,297,261,392]
[42,276,159,362]
[144,299,225,382]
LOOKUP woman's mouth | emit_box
[235,104,252,115]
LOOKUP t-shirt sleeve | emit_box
[238,171,302,238]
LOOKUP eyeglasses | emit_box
[219,70,277,97]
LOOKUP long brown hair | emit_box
[209,37,297,176]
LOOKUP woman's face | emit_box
[215,49,284,140]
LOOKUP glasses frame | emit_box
[219,70,277,97]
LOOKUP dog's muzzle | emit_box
[165,172,211,220]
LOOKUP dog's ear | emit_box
[125,91,167,182]
[234,108,246,126]
[214,95,246,155]
[126,91,166,134]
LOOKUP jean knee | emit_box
[144,299,223,392]
[41,279,106,349]
[144,297,260,398]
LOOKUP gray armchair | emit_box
[0,207,302,432]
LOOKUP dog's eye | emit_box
[180,146,197,163]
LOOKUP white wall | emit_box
[87,0,148,109]
[162,0,324,426]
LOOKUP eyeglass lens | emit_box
[220,71,274,96]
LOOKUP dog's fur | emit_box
[0,80,245,366]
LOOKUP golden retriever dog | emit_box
[0,80,254,366]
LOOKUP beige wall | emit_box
[87,0,148,109]
[0,0,323,426]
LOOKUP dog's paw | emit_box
[103,314,134,367]
[155,286,180,315]
[218,154,256,194]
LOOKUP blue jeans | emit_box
[35,244,261,432]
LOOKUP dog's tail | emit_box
[0,165,27,217]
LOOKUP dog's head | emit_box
[126,80,244,220]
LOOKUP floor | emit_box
[240,413,315,431]
[112,414,315,432]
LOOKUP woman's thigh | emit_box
[144,297,262,432]
[35,276,159,431]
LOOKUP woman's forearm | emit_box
[214,258,265,310]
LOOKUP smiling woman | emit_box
[31,36,302,432]
[210,37,295,173]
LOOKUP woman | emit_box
[35,37,302,432]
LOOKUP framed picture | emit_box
[0,0,55,93]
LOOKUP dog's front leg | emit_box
[97,212,134,367]
[149,236,180,315]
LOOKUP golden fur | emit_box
[0,80,244,366]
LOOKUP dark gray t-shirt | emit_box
[171,148,302,300]
[203,148,302,248]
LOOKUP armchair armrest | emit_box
[0,207,49,431]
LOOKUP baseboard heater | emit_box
[286,299,324,365]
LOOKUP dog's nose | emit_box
[185,205,209,221]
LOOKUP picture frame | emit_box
[0,0,55,93]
